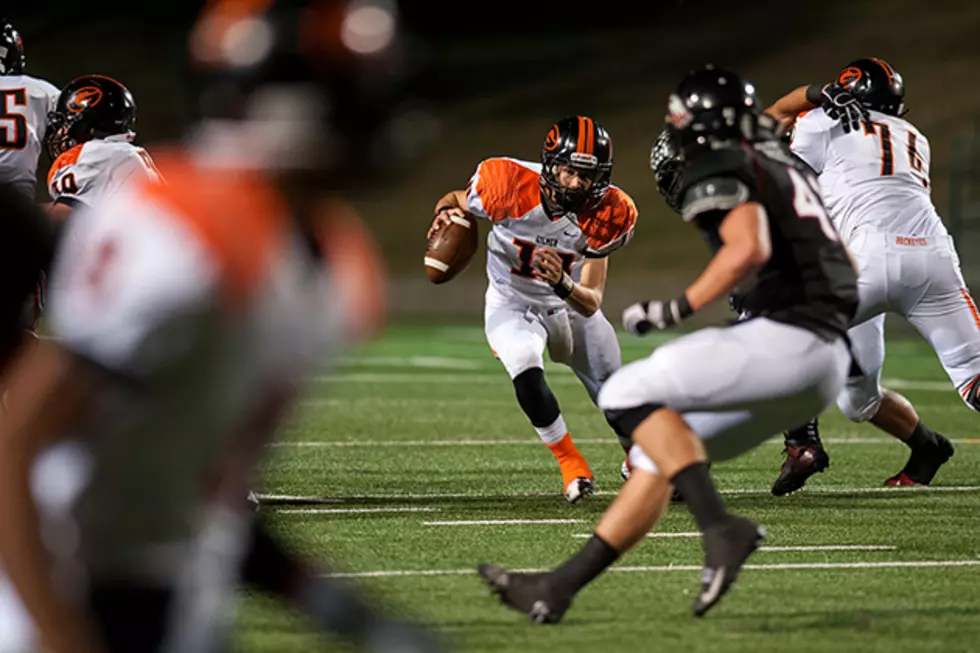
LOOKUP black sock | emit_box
[671,462,728,532]
[784,418,821,446]
[550,534,620,595]
[904,421,936,451]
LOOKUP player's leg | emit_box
[485,301,593,501]
[565,309,634,476]
[479,320,850,621]
[834,313,951,483]
[771,417,828,496]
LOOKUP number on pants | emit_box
[788,167,839,241]
[0,89,27,150]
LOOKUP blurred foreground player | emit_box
[0,1,440,652]
[479,66,858,622]
[766,58,967,493]
[428,117,637,502]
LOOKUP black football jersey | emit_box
[678,139,858,341]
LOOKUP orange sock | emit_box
[547,433,594,486]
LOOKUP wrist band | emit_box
[672,294,694,322]
[805,84,825,105]
[553,272,574,300]
[434,205,454,215]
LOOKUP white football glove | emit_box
[622,297,693,336]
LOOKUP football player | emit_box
[45,74,160,219]
[478,66,858,622]
[428,116,638,502]
[764,58,967,493]
[0,19,59,198]
[0,1,439,652]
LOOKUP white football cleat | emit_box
[620,460,631,481]
[564,477,595,504]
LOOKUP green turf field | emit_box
[240,325,980,653]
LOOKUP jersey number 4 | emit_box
[0,89,27,150]
[788,168,839,241]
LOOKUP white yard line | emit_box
[269,437,980,447]
[573,532,701,539]
[275,507,439,515]
[423,519,585,526]
[256,485,980,504]
[327,559,980,579]
[312,373,954,393]
[758,545,896,552]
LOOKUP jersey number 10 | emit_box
[862,120,928,187]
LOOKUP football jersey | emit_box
[47,136,161,208]
[466,157,637,308]
[678,140,858,341]
[791,108,945,243]
[0,74,59,197]
[29,153,343,586]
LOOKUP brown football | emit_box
[424,211,479,284]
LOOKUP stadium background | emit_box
[12,0,980,323]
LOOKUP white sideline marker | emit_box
[327,559,980,579]
[276,507,439,515]
[423,519,585,526]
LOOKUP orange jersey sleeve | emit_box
[578,186,637,257]
[465,158,541,222]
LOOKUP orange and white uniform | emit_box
[0,73,59,197]
[47,135,161,208]
[792,108,980,417]
[0,154,355,652]
[466,156,636,421]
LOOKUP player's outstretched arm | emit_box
[765,85,820,125]
[621,202,771,336]
[0,342,105,653]
[685,202,771,310]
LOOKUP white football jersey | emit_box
[25,154,340,587]
[0,74,59,197]
[465,157,637,309]
[47,136,161,207]
[791,108,945,243]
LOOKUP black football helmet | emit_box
[0,20,25,75]
[665,65,767,159]
[540,115,613,215]
[45,75,136,159]
[833,57,905,116]
[188,0,435,186]
[649,128,684,211]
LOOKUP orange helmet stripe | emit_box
[870,57,895,84]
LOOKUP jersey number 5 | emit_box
[788,168,839,241]
[0,89,27,150]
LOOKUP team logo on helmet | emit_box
[838,66,863,87]
[544,124,561,151]
[667,93,692,129]
[67,86,103,113]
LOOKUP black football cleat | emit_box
[885,431,954,486]
[693,515,766,617]
[477,564,572,624]
[771,440,830,496]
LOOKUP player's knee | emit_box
[836,386,882,423]
[512,367,560,427]
[498,343,543,379]
[628,444,659,474]
[603,403,664,441]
